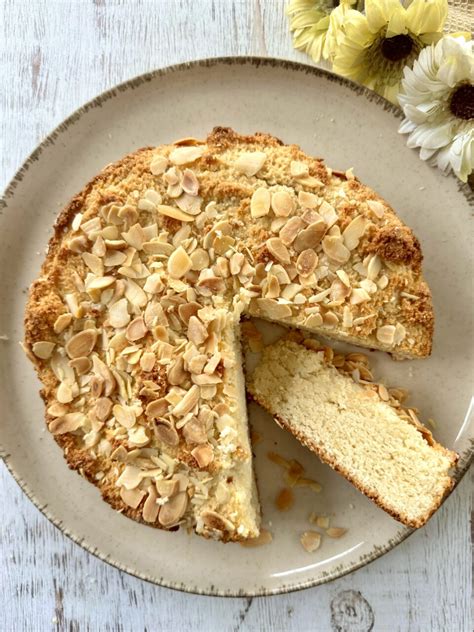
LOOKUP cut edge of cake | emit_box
[246,334,457,528]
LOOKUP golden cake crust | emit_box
[24,127,434,538]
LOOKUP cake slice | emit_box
[247,336,457,528]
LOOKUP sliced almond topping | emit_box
[156,205,194,222]
[265,273,280,299]
[175,192,202,215]
[173,384,200,417]
[290,160,309,178]
[156,479,179,497]
[168,356,188,386]
[235,151,266,177]
[367,254,382,281]
[191,443,214,468]
[367,199,385,219]
[167,245,192,279]
[32,341,55,360]
[47,403,68,417]
[120,487,146,509]
[255,298,292,320]
[330,279,351,302]
[49,412,85,435]
[65,329,98,359]
[201,510,235,533]
[82,252,104,276]
[190,248,210,271]
[300,531,321,553]
[305,313,323,327]
[109,298,130,328]
[145,398,169,419]
[182,417,207,444]
[250,187,271,218]
[69,356,91,375]
[322,235,350,264]
[394,322,406,345]
[56,382,73,404]
[296,249,318,278]
[326,527,347,538]
[181,169,199,195]
[376,325,396,346]
[153,419,179,446]
[350,287,371,304]
[95,397,112,422]
[266,237,290,265]
[150,155,168,175]
[298,190,319,208]
[128,425,150,447]
[140,351,156,372]
[158,491,188,527]
[188,316,208,346]
[279,217,304,246]
[169,145,205,165]
[293,221,326,252]
[53,313,73,334]
[125,317,147,342]
[271,191,295,217]
[113,404,136,429]
[140,486,159,523]
[116,465,142,490]
[342,216,368,251]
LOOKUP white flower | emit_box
[398,36,474,182]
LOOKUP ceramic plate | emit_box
[0,58,472,597]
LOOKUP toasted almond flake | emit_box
[201,510,235,533]
[265,273,280,299]
[330,279,351,302]
[156,204,194,222]
[137,198,156,212]
[180,168,199,196]
[124,279,147,308]
[342,305,353,328]
[394,322,406,345]
[158,491,188,527]
[367,199,385,219]
[300,531,322,553]
[49,412,85,435]
[125,317,147,342]
[113,404,136,429]
[326,527,347,538]
[47,403,68,417]
[116,465,142,490]
[271,191,295,217]
[290,160,309,178]
[378,275,389,290]
[240,528,273,547]
[182,417,207,444]
[53,313,73,334]
[318,200,338,227]
[191,443,214,468]
[376,324,396,346]
[298,190,319,208]
[336,269,351,287]
[279,217,304,246]
[150,155,168,175]
[367,254,382,281]
[322,235,350,264]
[305,313,323,327]
[109,298,130,328]
[168,356,188,385]
[69,356,92,375]
[146,398,169,418]
[187,316,208,346]
[156,479,179,497]
[296,249,318,278]
[66,329,98,359]
[32,341,55,360]
[120,487,146,509]
[235,151,266,177]
[142,486,160,522]
[128,425,150,447]
[82,252,104,276]
[255,298,292,320]
[139,351,155,372]
[95,397,113,421]
[266,237,290,264]
[350,288,371,305]
[169,145,205,165]
[173,384,200,417]
[176,192,202,215]
[250,187,271,218]
[360,278,377,294]
[57,381,74,403]
[275,488,294,511]
[293,221,326,252]
[342,216,368,251]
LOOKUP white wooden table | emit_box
[0,2,471,630]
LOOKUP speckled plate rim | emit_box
[1,56,473,598]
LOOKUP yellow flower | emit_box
[287,0,362,63]
[332,0,448,102]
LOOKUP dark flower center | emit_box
[381,35,413,62]
[450,84,474,120]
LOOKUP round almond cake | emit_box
[24,127,435,541]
